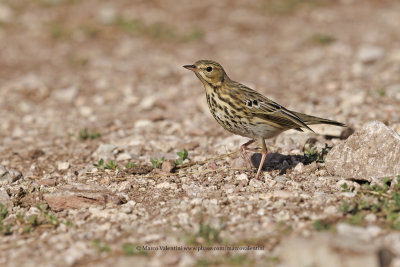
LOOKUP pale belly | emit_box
[211,108,283,139]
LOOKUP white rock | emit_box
[134,120,152,129]
[156,182,177,190]
[249,179,263,188]
[190,198,202,205]
[365,213,377,223]
[280,234,378,267]
[79,106,92,117]
[178,254,196,267]
[340,192,357,198]
[138,96,157,110]
[326,121,400,181]
[324,206,337,215]
[116,152,132,161]
[386,84,400,101]
[26,206,41,217]
[52,86,79,103]
[273,190,292,199]
[235,173,249,183]
[57,162,70,171]
[63,242,88,266]
[142,234,162,243]
[97,6,116,24]
[177,213,189,225]
[93,143,117,160]
[337,223,381,242]
[257,208,265,216]
[357,45,384,63]
[294,162,304,172]
[0,4,13,23]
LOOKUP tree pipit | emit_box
[183,60,346,180]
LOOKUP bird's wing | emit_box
[233,83,314,132]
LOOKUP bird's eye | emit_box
[206,66,213,72]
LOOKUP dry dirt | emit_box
[1,0,400,266]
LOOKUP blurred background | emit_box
[1,0,399,145]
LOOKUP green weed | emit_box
[303,143,331,164]
[313,220,333,231]
[79,128,101,140]
[92,239,111,253]
[150,157,165,169]
[187,222,222,245]
[125,162,136,169]
[94,159,120,170]
[122,243,147,256]
[309,33,335,45]
[175,149,189,165]
[377,88,386,97]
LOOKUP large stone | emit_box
[44,184,122,211]
[279,233,382,267]
[326,121,400,181]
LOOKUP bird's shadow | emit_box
[250,153,306,175]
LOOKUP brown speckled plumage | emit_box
[184,60,345,180]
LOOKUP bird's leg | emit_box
[240,139,255,163]
[255,138,268,180]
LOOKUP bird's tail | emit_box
[292,111,346,127]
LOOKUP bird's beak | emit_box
[183,64,198,72]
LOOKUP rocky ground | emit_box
[1,0,400,266]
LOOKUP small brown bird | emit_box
[183,60,345,180]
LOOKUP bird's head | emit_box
[183,60,229,88]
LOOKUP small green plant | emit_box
[0,203,12,235]
[0,203,8,220]
[341,183,355,193]
[262,0,325,14]
[348,213,364,225]
[46,22,71,40]
[339,201,349,213]
[313,220,332,231]
[94,159,105,169]
[187,222,222,245]
[377,88,386,97]
[92,239,111,253]
[303,143,332,164]
[309,33,335,45]
[79,128,101,140]
[196,259,214,267]
[337,176,400,229]
[150,157,165,169]
[228,255,250,265]
[175,149,189,165]
[3,204,60,235]
[94,159,120,170]
[125,162,136,169]
[394,176,400,190]
[105,160,119,170]
[122,243,147,256]
[341,183,349,192]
